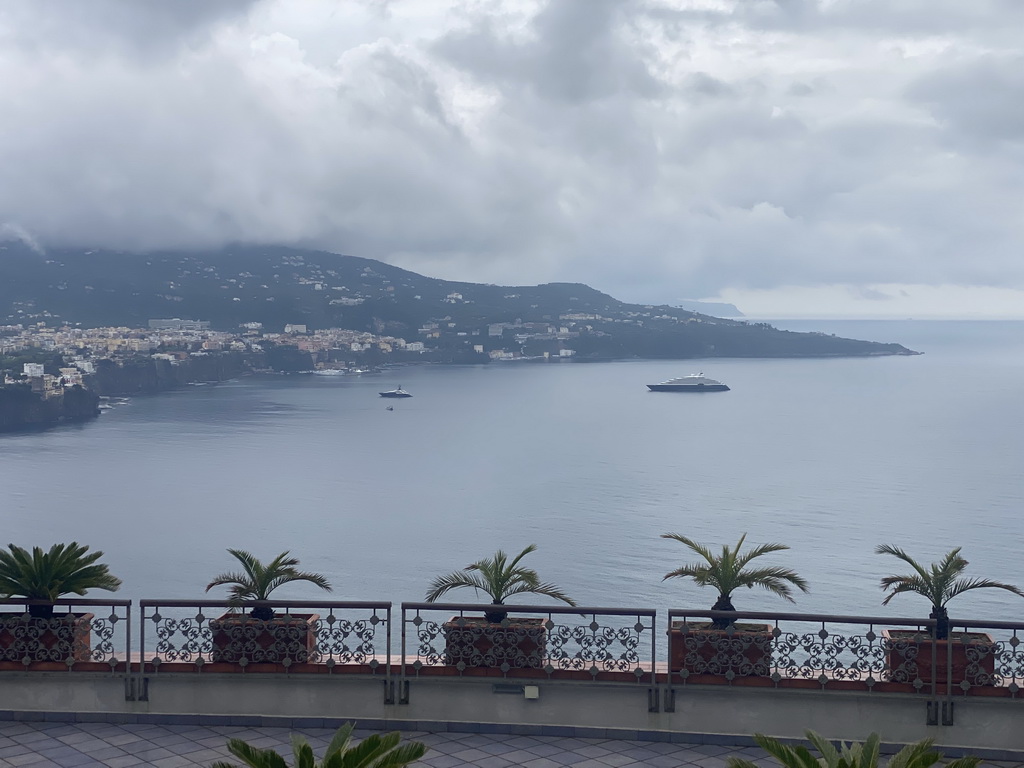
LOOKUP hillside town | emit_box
[0,313,582,379]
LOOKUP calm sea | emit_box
[2,320,1022,623]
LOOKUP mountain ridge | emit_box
[0,241,916,359]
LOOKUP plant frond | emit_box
[944,577,1024,604]
[207,550,330,602]
[291,734,315,768]
[324,721,355,760]
[504,581,577,606]
[735,542,791,570]
[425,571,492,602]
[661,533,718,566]
[662,533,805,609]
[877,545,1022,612]
[0,542,120,602]
[426,545,572,607]
[225,737,289,768]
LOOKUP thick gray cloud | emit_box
[0,0,1022,310]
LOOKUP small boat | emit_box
[379,386,412,398]
[385,405,394,411]
[647,373,729,392]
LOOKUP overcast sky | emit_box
[1,0,1022,317]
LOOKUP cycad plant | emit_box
[211,721,427,768]
[726,730,979,768]
[206,549,332,621]
[425,544,576,622]
[0,543,122,617]
[877,545,1024,639]
[662,533,808,628]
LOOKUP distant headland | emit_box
[0,242,920,431]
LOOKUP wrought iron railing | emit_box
[138,600,391,676]
[0,598,131,672]
[667,609,940,693]
[401,602,657,683]
[942,619,1024,697]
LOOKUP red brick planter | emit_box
[0,612,94,668]
[882,629,998,687]
[670,621,773,678]
[442,616,547,670]
[209,612,320,664]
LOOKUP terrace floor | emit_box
[0,722,1021,768]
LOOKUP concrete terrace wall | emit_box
[1,672,1022,759]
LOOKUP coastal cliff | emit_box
[0,384,100,432]
[85,352,251,396]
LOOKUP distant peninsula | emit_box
[0,242,917,363]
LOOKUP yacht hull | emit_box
[647,383,729,392]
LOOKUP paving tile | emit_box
[150,756,198,768]
[644,754,698,768]
[522,758,564,768]
[451,748,491,761]
[5,755,53,767]
[45,753,101,767]
[128,746,176,761]
[99,757,146,768]
[95,733,146,748]
[418,755,466,768]
[528,743,572,758]
[592,754,636,767]
[76,747,128,761]
[573,745,613,758]
[475,756,516,768]
[10,733,57,747]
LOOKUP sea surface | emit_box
[2,320,1022,624]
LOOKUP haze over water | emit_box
[2,320,1022,625]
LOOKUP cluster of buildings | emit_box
[0,314,585,385]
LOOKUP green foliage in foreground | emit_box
[726,730,980,768]
[211,722,427,768]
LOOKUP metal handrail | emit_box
[140,599,389,610]
[402,601,654,617]
[667,609,937,626]
[0,598,132,608]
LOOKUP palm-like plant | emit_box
[877,545,1024,639]
[0,543,122,617]
[206,549,332,621]
[662,533,809,627]
[727,730,979,768]
[425,544,576,622]
[211,721,427,768]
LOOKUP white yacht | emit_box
[647,373,729,392]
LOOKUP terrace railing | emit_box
[138,599,391,678]
[400,602,657,686]
[942,618,1024,697]
[666,609,940,696]
[0,598,131,674]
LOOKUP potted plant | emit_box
[425,544,576,670]
[211,721,427,768]
[662,532,808,678]
[0,542,122,667]
[205,549,332,665]
[877,545,1023,687]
